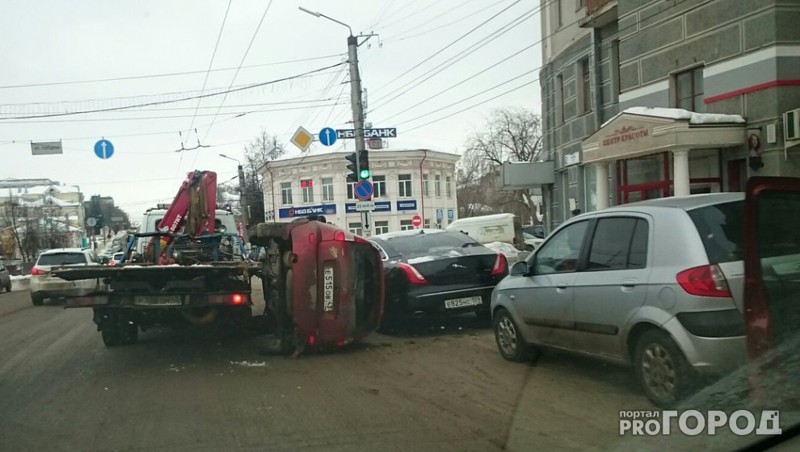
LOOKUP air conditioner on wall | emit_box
[785,108,800,141]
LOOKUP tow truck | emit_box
[53,170,384,353]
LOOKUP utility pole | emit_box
[300,7,375,237]
[237,163,250,230]
[347,34,371,238]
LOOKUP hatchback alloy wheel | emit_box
[641,343,676,399]
[493,308,535,362]
[634,330,692,407]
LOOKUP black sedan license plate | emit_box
[444,296,482,309]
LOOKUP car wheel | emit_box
[31,293,45,306]
[101,323,122,347]
[634,330,693,407]
[493,308,535,362]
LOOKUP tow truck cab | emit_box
[251,218,384,349]
[135,206,238,256]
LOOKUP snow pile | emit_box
[484,242,520,260]
[624,107,745,124]
[10,275,31,281]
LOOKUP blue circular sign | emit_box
[355,180,373,200]
[318,127,337,146]
[94,139,114,159]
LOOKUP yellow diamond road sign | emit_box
[291,126,313,151]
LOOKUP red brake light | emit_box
[491,253,507,276]
[232,294,243,305]
[308,335,316,346]
[31,267,47,276]
[397,262,427,284]
[676,264,731,298]
[333,230,346,241]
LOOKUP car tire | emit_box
[31,293,45,306]
[101,323,122,347]
[493,308,536,362]
[634,330,694,408]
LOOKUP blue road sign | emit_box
[319,127,337,146]
[355,180,374,201]
[94,139,114,159]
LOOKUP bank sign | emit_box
[278,204,337,219]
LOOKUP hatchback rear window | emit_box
[37,253,87,266]
[687,201,743,264]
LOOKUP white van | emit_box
[135,208,239,256]
[446,213,525,250]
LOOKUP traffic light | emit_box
[358,150,370,180]
[345,152,359,183]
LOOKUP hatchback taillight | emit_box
[31,267,47,276]
[676,264,731,298]
[490,254,507,276]
[397,263,427,285]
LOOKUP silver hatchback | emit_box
[491,193,747,406]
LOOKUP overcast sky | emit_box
[0,0,541,218]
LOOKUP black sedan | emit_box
[369,229,508,329]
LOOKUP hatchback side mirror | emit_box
[509,261,529,276]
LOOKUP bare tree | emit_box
[463,107,544,223]
[242,130,285,223]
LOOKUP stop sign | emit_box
[411,215,422,228]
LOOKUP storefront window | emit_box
[584,165,597,212]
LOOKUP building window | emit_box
[398,174,413,197]
[348,222,362,236]
[675,67,705,113]
[445,176,452,198]
[555,0,562,28]
[556,74,565,125]
[280,182,292,205]
[301,179,314,203]
[423,174,430,197]
[434,175,442,197]
[373,175,386,198]
[400,219,414,231]
[424,219,431,229]
[346,182,356,200]
[321,177,334,202]
[374,220,389,235]
[610,40,620,102]
[579,58,591,114]
[575,0,586,11]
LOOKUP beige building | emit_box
[259,148,460,235]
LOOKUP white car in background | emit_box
[523,232,544,251]
[30,248,102,305]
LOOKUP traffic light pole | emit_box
[347,34,371,237]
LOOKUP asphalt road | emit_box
[0,286,669,452]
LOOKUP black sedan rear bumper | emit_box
[389,284,497,318]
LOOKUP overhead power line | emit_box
[371,0,522,96]
[0,62,345,121]
[369,6,538,114]
[0,54,345,90]
[200,0,275,143]
[187,0,233,136]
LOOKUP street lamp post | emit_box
[219,154,250,230]
[299,6,370,236]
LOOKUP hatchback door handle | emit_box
[556,284,568,290]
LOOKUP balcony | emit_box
[580,0,617,28]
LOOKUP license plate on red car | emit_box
[444,296,482,309]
